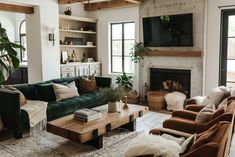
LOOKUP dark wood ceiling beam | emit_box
[58,0,87,5]
[84,0,142,11]
[0,2,34,14]
[125,0,143,4]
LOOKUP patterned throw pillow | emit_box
[79,76,97,93]
[53,81,79,101]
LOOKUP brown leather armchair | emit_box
[149,121,231,157]
[162,100,235,134]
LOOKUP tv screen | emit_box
[143,13,193,47]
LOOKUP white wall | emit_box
[59,3,89,17]
[1,0,60,83]
[204,0,235,94]
[89,6,140,90]
[0,11,25,43]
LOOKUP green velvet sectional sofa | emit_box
[0,76,111,139]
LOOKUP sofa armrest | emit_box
[149,127,192,138]
[95,77,112,88]
[172,110,198,120]
[185,98,196,105]
[185,105,205,112]
[0,88,22,138]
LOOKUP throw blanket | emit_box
[21,100,48,127]
[125,134,181,157]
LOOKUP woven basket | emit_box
[147,91,167,110]
[125,90,140,104]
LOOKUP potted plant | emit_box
[115,72,133,91]
[100,85,126,112]
[0,23,25,83]
[115,72,140,104]
[130,42,146,63]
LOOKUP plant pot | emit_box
[108,101,123,112]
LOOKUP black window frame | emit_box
[110,21,135,74]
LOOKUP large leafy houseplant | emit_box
[0,23,25,83]
[115,72,133,91]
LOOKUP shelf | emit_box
[59,29,96,34]
[143,50,202,57]
[60,45,96,48]
[59,14,97,23]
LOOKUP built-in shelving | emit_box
[59,29,97,34]
[60,45,96,48]
[59,14,97,23]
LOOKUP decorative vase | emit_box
[108,101,122,112]
[64,7,72,16]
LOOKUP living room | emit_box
[0,0,235,156]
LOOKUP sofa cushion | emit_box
[189,122,227,152]
[0,116,3,132]
[36,83,56,102]
[13,84,38,100]
[210,108,225,121]
[53,77,79,92]
[47,93,106,121]
[53,81,79,101]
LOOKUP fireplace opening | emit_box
[150,68,191,98]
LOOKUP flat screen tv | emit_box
[143,13,193,47]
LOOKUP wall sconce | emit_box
[49,28,56,46]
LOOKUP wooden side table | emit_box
[147,91,168,110]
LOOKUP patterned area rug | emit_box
[0,111,170,157]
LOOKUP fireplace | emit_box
[150,68,191,98]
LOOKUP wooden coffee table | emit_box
[47,104,148,149]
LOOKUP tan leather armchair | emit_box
[150,121,231,157]
[162,100,235,134]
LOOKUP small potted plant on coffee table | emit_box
[100,85,126,112]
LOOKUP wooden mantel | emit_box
[143,50,202,57]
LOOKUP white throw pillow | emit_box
[231,88,235,96]
[193,96,207,105]
[161,133,185,145]
[180,133,196,154]
[165,92,186,111]
[53,81,79,101]
[217,98,228,110]
[195,103,215,123]
[200,98,213,106]
[125,134,181,157]
[208,87,224,106]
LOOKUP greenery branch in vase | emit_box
[0,23,25,83]
[100,85,126,112]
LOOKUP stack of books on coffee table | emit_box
[74,108,102,122]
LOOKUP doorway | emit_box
[220,9,235,88]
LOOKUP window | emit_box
[19,20,27,62]
[110,22,135,74]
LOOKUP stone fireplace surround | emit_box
[140,56,203,98]
[139,0,205,98]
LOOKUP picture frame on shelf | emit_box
[61,50,68,64]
